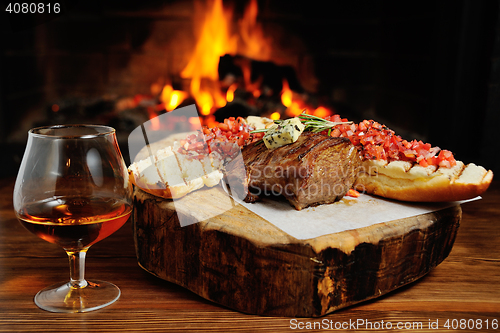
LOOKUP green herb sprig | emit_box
[251,111,353,136]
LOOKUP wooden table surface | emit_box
[0,177,499,332]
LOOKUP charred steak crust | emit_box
[238,132,361,210]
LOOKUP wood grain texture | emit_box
[0,177,498,332]
[133,185,461,317]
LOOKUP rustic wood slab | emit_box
[133,185,461,317]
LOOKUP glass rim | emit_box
[29,124,116,139]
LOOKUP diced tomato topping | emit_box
[176,116,262,160]
[324,115,456,167]
[178,113,456,170]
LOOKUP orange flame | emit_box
[181,0,237,81]
[287,103,304,117]
[238,0,271,61]
[160,84,188,111]
[281,79,293,107]
[197,88,216,116]
[312,106,330,118]
[168,90,188,111]
[181,0,272,115]
[226,83,238,102]
[281,79,308,117]
[270,112,280,120]
[181,0,236,115]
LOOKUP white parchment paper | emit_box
[232,193,479,240]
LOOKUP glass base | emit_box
[34,280,121,313]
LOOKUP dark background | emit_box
[1,0,499,176]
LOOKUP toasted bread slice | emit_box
[128,143,224,199]
[355,159,493,202]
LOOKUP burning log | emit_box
[215,54,314,121]
[218,54,305,95]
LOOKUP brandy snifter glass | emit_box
[13,125,133,313]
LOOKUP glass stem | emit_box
[67,250,89,289]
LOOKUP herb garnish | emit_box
[251,112,352,135]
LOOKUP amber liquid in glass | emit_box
[17,196,132,250]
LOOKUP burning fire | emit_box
[180,0,234,115]
[180,0,271,116]
[270,112,280,120]
[281,79,335,118]
[160,84,188,112]
[313,106,330,118]
[226,83,238,102]
[281,79,304,117]
[237,0,271,60]
[138,0,334,126]
[281,79,293,108]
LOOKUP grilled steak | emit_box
[226,132,361,210]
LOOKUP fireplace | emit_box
[2,0,500,176]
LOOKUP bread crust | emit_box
[129,169,199,199]
[355,160,493,202]
[128,141,224,200]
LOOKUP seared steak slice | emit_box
[227,132,361,210]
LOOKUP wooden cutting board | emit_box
[132,186,461,317]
